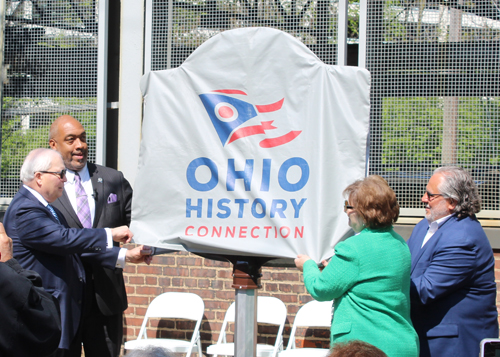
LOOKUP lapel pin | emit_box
[98,178,103,183]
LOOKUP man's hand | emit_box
[294,254,312,272]
[110,226,133,244]
[125,245,153,265]
[0,222,14,262]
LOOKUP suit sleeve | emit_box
[15,202,107,256]
[303,240,360,301]
[80,246,121,270]
[0,259,61,357]
[410,231,477,305]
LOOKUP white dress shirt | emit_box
[64,165,127,267]
[421,214,453,248]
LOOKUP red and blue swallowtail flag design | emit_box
[199,89,301,148]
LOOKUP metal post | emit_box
[118,0,145,184]
[358,0,368,68]
[96,0,109,165]
[144,0,153,74]
[234,290,257,357]
[337,0,348,65]
[442,3,462,165]
[167,0,173,69]
[0,0,6,188]
[231,259,264,357]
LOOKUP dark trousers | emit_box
[81,296,123,357]
[50,334,84,357]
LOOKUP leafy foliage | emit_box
[382,96,500,168]
[1,97,97,182]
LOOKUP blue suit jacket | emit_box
[3,186,116,350]
[407,214,498,357]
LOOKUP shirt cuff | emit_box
[104,228,113,248]
[116,248,127,268]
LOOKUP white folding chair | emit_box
[207,296,287,357]
[124,292,204,357]
[278,300,333,357]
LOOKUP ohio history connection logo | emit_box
[199,89,301,148]
[183,89,308,241]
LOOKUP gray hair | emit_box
[125,346,173,357]
[20,148,62,183]
[434,166,481,218]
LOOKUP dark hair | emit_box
[329,340,388,357]
[434,166,481,218]
[343,175,399,228]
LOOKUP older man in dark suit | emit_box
[407,166,498,357]
[3,148,134,356]
[49,115,151,357]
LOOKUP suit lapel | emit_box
[89,163,104,228]
[409,222,430,274]
[409,215,457,274]
[56,190,83,228]
[20,186,70,226]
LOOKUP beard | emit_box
[425,200,451,223]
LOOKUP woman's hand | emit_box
[294,254,312,272]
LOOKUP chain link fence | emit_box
[1,0,98,198]
[1,0,498,221]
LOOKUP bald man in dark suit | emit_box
[49,115,152,357]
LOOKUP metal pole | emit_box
[144,0,154,74]
[0,0,6,189]
[231,259,264,357]
[234,289,257,357]
[118,0,145,184]
[96,0,109,165]
[358,0,368,68]
[337,0,348,66]
[167,0,173,69]
[442,4,461,165]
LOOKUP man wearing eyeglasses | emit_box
[3,148,135,357]
[48,115,152,357]
[406,166,498,357]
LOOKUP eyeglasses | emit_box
[344,200,354,212]
[38,169,67,180]
[424,190,444,201]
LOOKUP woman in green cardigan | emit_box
[295,175,419,357]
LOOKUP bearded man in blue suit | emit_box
[3,148,135,357]
[407,166,498,357]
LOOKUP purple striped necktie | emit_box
[75,172,92,228]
